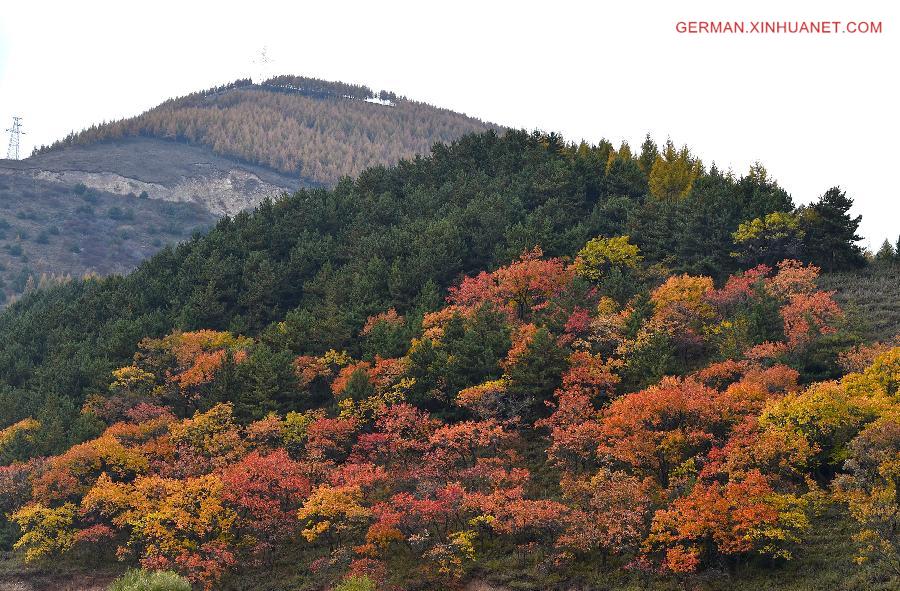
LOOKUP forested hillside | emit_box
[32,77,502,184]
[0,130,896,591]
[0,129,876,456]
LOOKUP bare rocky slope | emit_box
[0,165,216,305]
[1,137,305,216]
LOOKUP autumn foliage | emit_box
[1,244,897,589]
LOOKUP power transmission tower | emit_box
[5,116,25,160]
[251,46,274,84]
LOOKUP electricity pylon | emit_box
[5,116,25,160]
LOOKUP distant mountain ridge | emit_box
[0,75,501,304]
[31,75,503,185]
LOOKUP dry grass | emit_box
[820,266,900,343]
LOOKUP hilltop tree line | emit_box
[260,75,376,100]
[31,78,500,184]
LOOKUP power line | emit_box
[5,116,25,160]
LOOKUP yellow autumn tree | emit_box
[650,274,715,325]
[573,235,642,282]
[761,348,898,468]
[169,403,246,469]
[607,141,634,169]
[834,415,900,572]
[297,484,370,547]
[11,503,77,562]
[648,140,701,200]
[0,417,40,459]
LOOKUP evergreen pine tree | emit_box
[638,134,658,175]
[801,187,866,271]
[874,239,896,266]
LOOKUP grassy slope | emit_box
[0,174,215,305]
[821,265,900,343]
[0,552,120,591]
[215,508,892,591]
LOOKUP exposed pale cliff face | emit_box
[10,167,288,216]
[0,137,305,216]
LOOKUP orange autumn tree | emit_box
[542,350,814,571]
[133,330,252,412]
[646,470,809,572]
[447,247,574,322]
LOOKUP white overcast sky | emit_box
[1,0,897,248]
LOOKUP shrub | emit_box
[333,577,375,591]
[108,207,134,221]
[163,222,182,236]
[107,569,192,591]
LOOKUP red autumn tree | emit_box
[221,449,312,556]
[448,247,574,321]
